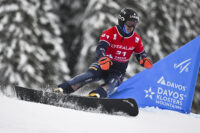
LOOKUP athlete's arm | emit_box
[96,41,109,59]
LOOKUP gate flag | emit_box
[109,36,200,113]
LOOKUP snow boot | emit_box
[54,82,74,94]
[88,86,107,98]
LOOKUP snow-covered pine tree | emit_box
[0,0,69,89]
[136,0,200,59]
[54,0,88,76]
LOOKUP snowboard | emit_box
[14,86,139,117]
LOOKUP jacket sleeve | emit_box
[96,41,109,59]
[133,35,147,62]
[96,27,114,59]
[133,36,144,54]
[135,50,147,62]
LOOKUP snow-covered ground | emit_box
[0,95,200,133]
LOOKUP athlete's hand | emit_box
[98,56,113,70]
[139,57,153,69]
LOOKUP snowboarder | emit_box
[55,8,153,98]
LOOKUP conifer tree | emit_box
[0,0,69,89]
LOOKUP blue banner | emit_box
[109,36,200,113]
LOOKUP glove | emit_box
[98,56,113,70]
[139,57,153,69]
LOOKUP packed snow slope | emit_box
[0,95,200,133]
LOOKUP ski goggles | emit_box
[125,20,138,28]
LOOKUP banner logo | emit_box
[157,76,187,91]
[157,76,166,85]
[153,76,187,110]
[143,76,188,110]
[144,87,155,100]
[174,58,191,74]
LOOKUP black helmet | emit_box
[118,8,139,28]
